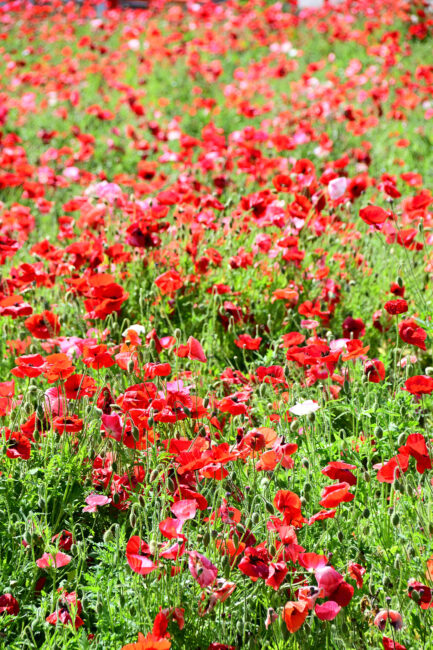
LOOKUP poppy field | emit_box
[1,0,433,648]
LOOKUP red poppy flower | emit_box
[155,269,183,295]
[234,334,262,350]
[188,551,218,588]
[281,600,308,633]
[273,490,305,527]
[382,637,407,650]
[408,579,433,609]
[11,354,45,378]
[64,374,97,399]
[399,319,427,350]
[273,174,292,192]
[364,359,385,383]
[321,461,357,486]
[5,430,31,460]
[374,610,403,631]
[126,536,158,576]
[348,562,366,588]
[122,632,171,650]
[238,546,270,580]
[342,317,365,339]
[0,593,19,616]
[359,204,389,225]
[52,415,83,434]
[315,601,341,621]
[25,311,60,339]
[319,482,355,508]
[36,552,72,569]
[43,354,75,383]
[405,375,433,395]
[265,562,288,591]
[384,299,408,315]
[376,453,410,483]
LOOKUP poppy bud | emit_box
[303,482,312,494]
[131,426,140,442]
[391,512,400,526]
[265,500,274,514]
[221,554,230,569]
[252,512,260,525]
[149,540,158,555]
[301,458,309,468]
[236,523,244,534]
[36,404,45,419]
[337,531,344,543]
[269,544,277,557]
[183,406,191,416]
[425,367,433,377]
[167,477,176,492]
[127,358,135,374]
[174,328,181,340]
[103,526,116,544]
[363,507,370,518]
[149,469,159,483]
[202,532,210,547]
[211,529,219,540]
[397,433,407,446]
[203,397,210,408]
[393,554,401,569]
[410,589,421,604]
[290,420,299,432]
[129,505,139,528]
[300,496,307,507]
[363,471,370,482]
[148,416,154,427]
[397,276,404,288]
[33,429,41,443]
[112,492,120,505]
[138,494,146,508]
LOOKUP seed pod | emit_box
[391,512,400,526]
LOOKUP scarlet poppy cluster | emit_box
[1,0,433,648]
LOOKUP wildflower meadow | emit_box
[1,1,433,648]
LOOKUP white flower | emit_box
[328,177,347,200]
[289,400,320,416]
[122,324,146,337]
